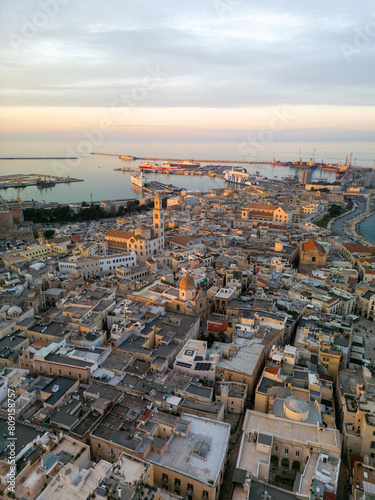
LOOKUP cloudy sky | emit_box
[0,0,374,141]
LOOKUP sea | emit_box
[0,140,374,242]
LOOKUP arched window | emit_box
[292,460,301,472]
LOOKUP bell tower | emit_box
[153,193,164,248]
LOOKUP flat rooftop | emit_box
[0,420,44,460]
[242,410,341,451]
[37,460,112,500]
[146,413,230,487]
[216,337,267,377]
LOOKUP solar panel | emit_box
[176,361,192,368]
[195,363,211,371]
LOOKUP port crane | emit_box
[348,152,353,168]
[310,148,316,167]
[321,150,327,166]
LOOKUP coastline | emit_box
[347,195,375,246]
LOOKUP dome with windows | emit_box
[179,270,196,291]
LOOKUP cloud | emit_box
[0,0,374,149]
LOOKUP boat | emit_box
[139,162,177,170]
[254,171,265,179]
[37,181,56,188]
[163,160,200,168]
[131,170,151,188]
[224,169,250,185]
[270,161,289,166]
[120,155,135,160]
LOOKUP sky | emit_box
[0,0,374,142]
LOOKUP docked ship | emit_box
[131,170,151,188]
[163,160,200,168]
[270,161,290,166]
[119,155,135,160]
[139,162,177,170]
[224,169,250,185]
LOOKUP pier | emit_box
[0,173,84,190]
[0,157,78,160]
[93,152,370,172]
[114,165,226,179]
[132,180,183,196]
[92,152,269,164]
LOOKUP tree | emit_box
[117,205,125,216]
[51,205,73,223]
[43,230,55,239]
[23,207,50,223]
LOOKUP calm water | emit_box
[0,140,374,241]
[360,214,375,244]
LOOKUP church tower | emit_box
[153,193,164,248]
[179,269,196,301]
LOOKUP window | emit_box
[162,473,168,484]
[295,451,300,457]
[371,441,375,449]
[109,448,115,457]
[187,483,193,493]
[284,448,288,455]
[203,491,209,499]
[97,443,101,449]
[275,446,278,452]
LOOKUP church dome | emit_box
[7,306,22,317]
[283,396,309,422]
[180,271,196,291]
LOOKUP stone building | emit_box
[298,239,326,274]
[105,193,165,262]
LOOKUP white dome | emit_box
[7,306,22,316]
[284,396,309,422]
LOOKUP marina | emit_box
[0,173,84,190]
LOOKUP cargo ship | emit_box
[139,162,177,170]
[131,170,151,188]
[270,161,290,166]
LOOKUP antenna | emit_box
[90,193,93,204]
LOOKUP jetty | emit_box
[0,173,83,190]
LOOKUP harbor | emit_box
[93,152,269,164]
[0,173,84,190]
